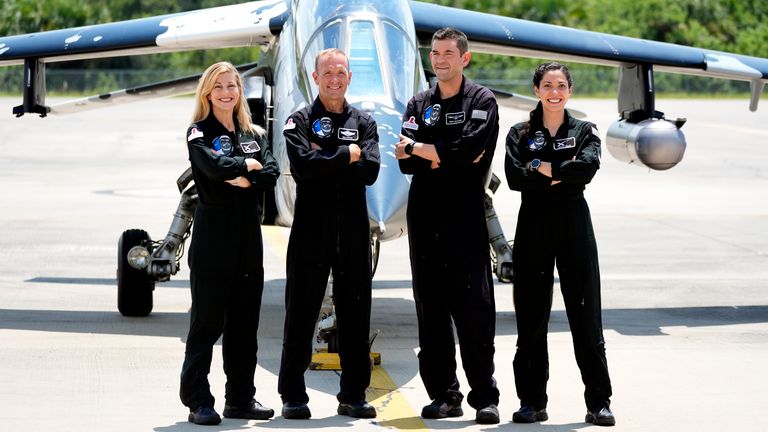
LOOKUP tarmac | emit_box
[1,96,767,432]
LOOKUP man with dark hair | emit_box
[396,28,501,424]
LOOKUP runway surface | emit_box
[1,96,767,431]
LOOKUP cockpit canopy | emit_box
[293,0,423,108]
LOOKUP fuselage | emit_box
[267,0,426,241]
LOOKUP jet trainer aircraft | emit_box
[1,0,767,326]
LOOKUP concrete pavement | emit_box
[1,97,767,431]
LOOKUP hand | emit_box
[473,150,485,163]
[226,176,250,188]
[430,161,440,169]
[310,142,322,151]
[245,158,263,171]
[348,143,361,163]
[396,134,413,159]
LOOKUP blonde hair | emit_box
[191,61,264,136]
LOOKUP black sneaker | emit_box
[512,405,548,423]
[421,399,463,419]
[188,406,221,425]
[337,401,377,418]
[223,399,274,420]
[281,401,311,420]
[475,404,500,424]
[586,406,616,426]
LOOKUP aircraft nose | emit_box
[366,156,410,241]
[350,101,411,241]
[363,108,411,241]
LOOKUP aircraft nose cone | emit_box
[352,101,412,241]
[366,163,410,240]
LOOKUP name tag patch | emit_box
[471,110,488,120]
[554,137,577,150]
[445,112,465,125]
[338,128,359,141]
[239,140,261,154]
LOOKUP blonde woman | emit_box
[180,61,278,425]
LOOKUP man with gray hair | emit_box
[278,48,381,420]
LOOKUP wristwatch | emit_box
[404,141,414,156]
[530,158,541,171]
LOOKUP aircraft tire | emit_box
[117,229,155,317]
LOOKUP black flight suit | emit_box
[180,113,278,411]
[504,105,613,413]
[278,98,380,404]
[399,76,500,409]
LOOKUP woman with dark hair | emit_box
[180,61,278,425]
[505,62,615,427]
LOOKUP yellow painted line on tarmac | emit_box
[368,366,428,431]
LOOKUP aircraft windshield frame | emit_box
[296,10,419,108]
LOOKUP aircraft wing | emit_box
[410,1,767,110]
[0,0,288,66]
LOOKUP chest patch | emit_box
[423,104,441,126]
[402,116,419,131]
[527,130,547,151]
[312,117,333,138]
[445,111,465,125]
[338,128,359,141]
[554,137,577,150]
[239,140,261,154]
[212,135,233,156]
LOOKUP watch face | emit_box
[531,159,541,169]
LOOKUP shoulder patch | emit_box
[402,116,419,131]
[471,109,488,121]
[187,127,203,142]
